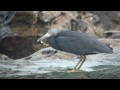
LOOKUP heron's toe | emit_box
[65,69,80,73]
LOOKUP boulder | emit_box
[47,11,78,30]
[77,11,105,38]
[103,30,120,39]
[39,11,62,22]
[89,11,120,30]
[0,54,10,60]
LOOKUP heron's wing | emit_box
[48,36,61,50]
[56,35,96,55]
[56,33,112,55]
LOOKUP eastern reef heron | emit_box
[37,28,113,72]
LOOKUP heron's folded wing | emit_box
[56,36,96,55]
[56,34,113,55]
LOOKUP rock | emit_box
[77,11,105,38]
[103,30,120,39]
[89,11,120,30]
[0,11,43,59]
[25,47,77,60]
[0,46,120,78]
[0,36,43,59]
[71,19,88,32]
[0,11,16,26]
[39,11,62,22]
[0,11,10,24]
[0,54,10,60]
[49,11,78,30]
[10,11,39,25]
[99,38,120,47]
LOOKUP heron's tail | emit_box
[105,44,113,50]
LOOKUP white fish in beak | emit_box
[37,33,51,43]
[37,28,60,43]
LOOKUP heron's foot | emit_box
[65,68,80,73]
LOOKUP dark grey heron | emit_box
[37,28,113,72]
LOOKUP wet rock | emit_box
[0,46,120,79]
[24,47,77,60]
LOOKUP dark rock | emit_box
[0,36,42,59]
[103,31,120,39]
[10,11,39,25]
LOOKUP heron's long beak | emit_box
[37,33,51,43]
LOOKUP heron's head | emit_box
[37,28,61,43]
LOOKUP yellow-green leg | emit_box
[77,55,86,70]
[66,55,86,72]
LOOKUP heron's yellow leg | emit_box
[66,55,83,72]
[77,55,86,70]
[73,55,83,69]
